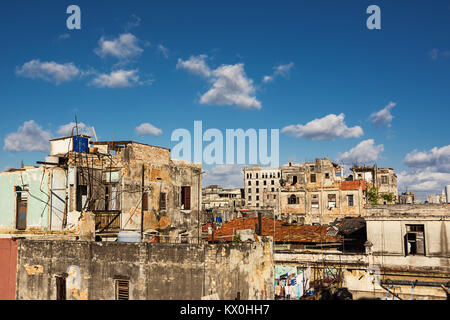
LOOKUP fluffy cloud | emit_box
[399,144,450,195]
[404,145,450,173]
[203,165,244,189]
[370,101,396,127]
[177,55,261,109]
[95,33,143,61]
[15,60,80,84]
[135,123,162,136]
[3,120,52,152]
[262,62,294,83]
[57,122,93,137]
[397,169,450,195]
[176,55,211,77]
[282,113,363,140]
[91,69,141,88]
[336,139,384,166]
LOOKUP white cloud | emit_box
[176,55,211,77]
[135,123,162,136]
[157,44,169,59]
[57,122,93,137]
[200,64,261,109]
[3,120,51,152]
[398,144,450,195]
[397,169,450,193]
[177,55,261,109]
[203,165,244,189]
[282,113,363,140]
[404,145,450,173]
[262,62,294,83]
[95,33,143,61]
[16,59,80,84]
[336,139,384,166]
[370,101,396,127]
[91,69,141,88]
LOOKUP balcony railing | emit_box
[93,210,121,233]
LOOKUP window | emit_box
[381,176,388,184]
[142,192,149,211]
[256,188,259,193]
[310,174,316,183]
[310,165,315,171]
[256,173,258,179]
[248,196,252,201]
[256,195,259,201]
[325,173,330,179]
[181,186,191,210]
[256,181,259,186]
[327,194,336,209]
[273,195,277,200]
[55,274,67,300]
[347,195,354,207]
[264,180,267,185]
[288,194,298,204]
[115,279,129,300]
[271,180,274,185]
[248,188,251,194]
[405,225,425,256]
[159,192,166,210]
[248,181,251,186]
[278,172,280,178]
[292,176,298,185]
[311,194,319,209]
[76,185,87,212]
[271,188,275,192]
[15,186,28,230]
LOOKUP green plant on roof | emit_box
[367,186,379,205]
[233,234,241,243]
[381,193,395,203]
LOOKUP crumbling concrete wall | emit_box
[15,240,273,300]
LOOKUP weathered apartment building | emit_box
[243,158,398,225]
[202,185,244,210]
[0,135,202,243]
[210,205,449,300]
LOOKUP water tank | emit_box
[116,231,141,242]
[446,185,450,204]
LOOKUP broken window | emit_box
[248,188,251,194]
[292,176,298,185]
[310,174,316,183]
[248,181,251,186]
[181,186,191,210]
[288,194,298,204]
[15,186,28,230]
[76,185,88,212]
[327,194,336,209]
[325,173,330,179]
[159,192,166,210]
[404,225,425,256]
[248,196,252,201]
[55,274,67,300]
[310,165,315,171]
[347,195,354,207]
[115,279,129,300]
[381,176,388,184]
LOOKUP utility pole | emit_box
[141,163,145,239]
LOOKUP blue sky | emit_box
[1,0,450,198]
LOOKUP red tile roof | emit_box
[207,217,342,243]
[340,180,367,191]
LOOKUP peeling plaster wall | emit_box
[15,240,273,300]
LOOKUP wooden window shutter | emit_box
[184,186,191,210]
